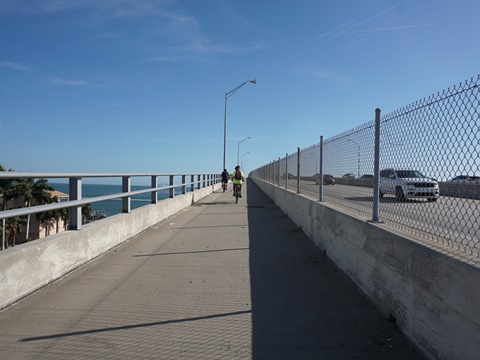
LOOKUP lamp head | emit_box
[250,79,257,84]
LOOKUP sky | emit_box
[1,0,479,178]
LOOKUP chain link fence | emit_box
[251,74,480,258]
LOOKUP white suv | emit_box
[379,169,439,202]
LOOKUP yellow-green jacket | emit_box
[232,170,244,184]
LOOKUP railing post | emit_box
[319,136,324,202]
[122,176,131,213]
[151,176,158,204]
[182,175,186,194]
[197,175,201,190]
[203,174,206,188]
[371,108,382,222]
[191,175,195,192]
[169,175,174,198]
[68,177,82,230]
[297,147,300,194]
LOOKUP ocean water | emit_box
[50,183,183,217]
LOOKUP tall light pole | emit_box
[241,152,250,168]
[237,137,251,166]
[348,138,360,178]
[223,80,256,170]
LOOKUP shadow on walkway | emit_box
[246,179,424,359]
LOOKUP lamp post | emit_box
[241,152,250,168]
[237,137,251,166]
[223,80,256,170]
[348,138,360,178]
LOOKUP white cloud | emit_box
[0,0,170,17]
[51,78,89,86]
[0,62,30,71]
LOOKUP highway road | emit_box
[280,179,480,257]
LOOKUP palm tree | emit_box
[53,207,68,233]
[0,164,16,250]
[13,178,54,241]
[36,195,58,237]
[82,204,92,224]
[4,215,27,248]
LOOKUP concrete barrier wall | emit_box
[251,178,480,360]
[0,184,221,310]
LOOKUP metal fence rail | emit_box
[0,172,220,250]
[251,74,480,257]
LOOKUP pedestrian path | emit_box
[0,180,424,359]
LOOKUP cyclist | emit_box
[221,169,229,190]
[231,165,245,197]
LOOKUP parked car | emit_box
[360,174,374,179]
[448,175,480,183]
[379,169,439,202]
[342,173,355,178]
[281,173,294,179]
[313,174,335,185]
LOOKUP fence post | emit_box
[372,108,382,222]
[319,136,324,202]
[273,159,276,185]
[285,153,288,189]
[297,147,300,194]
[273,160,276,184]
[278,157,281,186]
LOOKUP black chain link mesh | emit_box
[251,74,480,257]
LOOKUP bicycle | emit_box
[222,180,227,192]
[233,184,241,204]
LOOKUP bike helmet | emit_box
[235,165,240,170]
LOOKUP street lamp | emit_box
[348,138,360,178]
[237,137,251,166]
[241,152,250,168]
[223,80,256,170]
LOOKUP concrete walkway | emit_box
[0,180,425,359]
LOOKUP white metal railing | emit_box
[0,172,220,249]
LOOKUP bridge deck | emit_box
[0,180,424,359]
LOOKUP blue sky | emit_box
[1,0,479,177]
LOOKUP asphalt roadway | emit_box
[0,179,425,359]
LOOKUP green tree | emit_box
[4,214,27,248]
[13,178,54,241]
[82,204,92,225]
[0,164,16,250]
[36,195,59,237]
[53,207,69,233]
